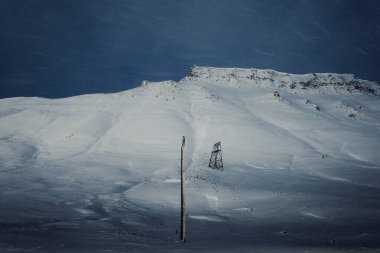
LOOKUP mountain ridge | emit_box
[181,66,380,96]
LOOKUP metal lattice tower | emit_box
[209,142,223,170]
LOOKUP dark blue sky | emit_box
[1,0,379,98]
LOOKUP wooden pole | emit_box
[180,136,186,242]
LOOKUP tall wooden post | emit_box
[180,136,186,242]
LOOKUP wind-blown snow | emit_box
[1,66,380,252]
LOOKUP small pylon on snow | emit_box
[209,142,223,170]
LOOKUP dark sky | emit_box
[1,0,379,98]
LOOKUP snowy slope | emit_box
[1,66,380,252]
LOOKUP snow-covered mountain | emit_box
[1,66,380,252]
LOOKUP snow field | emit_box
[0,67,380,252]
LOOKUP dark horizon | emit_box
[1,0,380,98]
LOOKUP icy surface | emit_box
[1,67,380,252]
